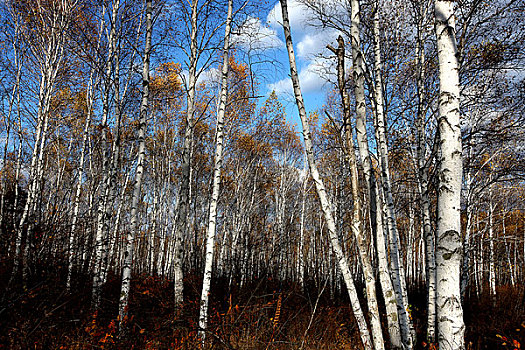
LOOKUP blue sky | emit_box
[231,0,341,128]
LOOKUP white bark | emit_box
[370,3,414,346]
[328,36,385,350]
[412,0,437,339]
[502,213,515,286]
[298,162,309,291]
[488,189,496,298]
[349,0,372,185]
[92,0,120,310]
[198,0,233,338]
[118,0,151,326]
[434,1,465,349]
[374,75,415,350]
[279,1,373,348]
[173,0,200,307]
[12,1,71,281]
[67,61,97,291]
[375,182,403,349]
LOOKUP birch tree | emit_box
[118,0,153,330]
[328,36,385,350]
[369,6,415,349]
[434,1,465,349]
[198,0,233,339]
[92,0,121,309]
[171,0,199,307]
[10,0,76,282]
[280,0,373,348]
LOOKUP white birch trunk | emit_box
[488,190,496,298]
[328,36,385,350]
[375,182,403,349]
[412,1,437,338]
[279,2,373,348]
[67,66,97,290]
[502,213,515,286]
[370,4,414,346]
[172,0,199,307]
[118,0,152,328]
[434,1,465,348]
[298,163,308,291]
[92,0,120,309]
[349,0,372,185]
[198,0,233,338]
[13,3,68,280]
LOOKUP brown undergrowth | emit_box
[0,258,523,349]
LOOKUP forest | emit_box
[0,0,524,349]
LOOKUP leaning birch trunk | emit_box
[198,0,233,339]
[328,36,385,350]
[279,1,372,348]
[371,3,414,347]
[434,1,466,349]
[117,0,152,330]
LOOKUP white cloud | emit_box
[266,0,346,95]
[267,0,315,36]
[297,29,340,59]
[268,77,292,95]
[267,0,348,34]
[199,67,220,84]
[232,16,283,51]
[268,57,334,95]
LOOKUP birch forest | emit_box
[0,0,524,349]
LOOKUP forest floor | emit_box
[0,257,523,349]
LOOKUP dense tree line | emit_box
[0,0,523,349]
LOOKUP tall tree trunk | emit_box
[370,2,414,346]
[173,0,199,307]
[328,36,385,350]
[118,0,152,329]
[374,180,403,349]
[349,0,371,185]
[92,0,121,309]
[411,0,437,340]
[434,1,465,349]
[349,0,379,269]
[13,13,66,280]
[280,1,372,348]
[198,0,233,338]
[298,161,309,291]
[488,187,496,299]
[67,65,97,291]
